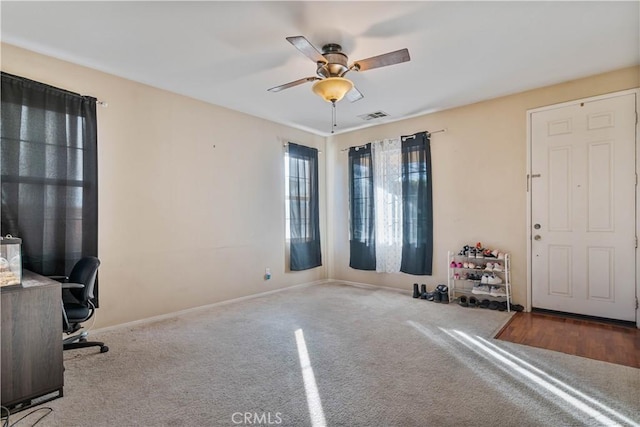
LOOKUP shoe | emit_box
[457,262,463,268]
[458,296,469,307]
[498,252,505,260]
[479,299,491,309]
[511,303,524,312]
[469,248,476,258]
[463,262,469,269]
[497,301,508,311]
[440,291,449,304]
[492,263,503,272]
[468,296,478,307]
[420,284,428,299]
[435,284,448,293]
[488,301,500,310]
[481,274,489,284]
[450,261,457,268]
[433,291,442,303]
[484,249,495,258]
[487,274,503,285]
[472,284,491,295]
[453,273,460,280]
[413,283,420,298]
[490,286,507,297]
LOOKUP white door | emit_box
[531,92,637,322]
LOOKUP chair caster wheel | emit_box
[100,346,109,353]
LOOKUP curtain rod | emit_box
[340,128,447,152]
[282,142,323,154]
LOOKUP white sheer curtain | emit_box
[372,138,403,273]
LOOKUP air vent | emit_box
[358,111,389,121]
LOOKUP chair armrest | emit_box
[48,275,70,283]
[62,282,84,289]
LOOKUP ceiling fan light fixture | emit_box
[312,77,353,103]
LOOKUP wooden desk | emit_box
[1,271,64,410]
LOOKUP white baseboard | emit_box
[92,279,330,334]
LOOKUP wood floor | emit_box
[495,311,640,369]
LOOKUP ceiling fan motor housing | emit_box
[317,44,349,78]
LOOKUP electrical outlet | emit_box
[265,268,271,280]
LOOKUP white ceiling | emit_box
[2,1,639,136]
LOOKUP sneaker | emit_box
[484,262,494,271]
[481,274,490,284]
[497,252,505,260]
[487,274,503,285]
[491,249,499,258]
[450,261,457,268]
[484,249,495,258]
[490,286,507,297]
[458,296,469,307]
[457,262,463,268]
[511,303,524,312]
[472,284,491,295]
[463,262,470,269]
[492,263,503,272]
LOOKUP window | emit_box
[285,143,321,271]
[348,144,375,270]
[0,72,98,288]
[284,152,312,241]
[348,132,433,275]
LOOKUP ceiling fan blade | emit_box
[286,36,327,64]
[346,86,364,103]
[267,77,319,93]
[352,48,410,72]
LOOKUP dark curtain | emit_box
[400,132,433,275]
[1,72,98,298]
[348,144,376,270]
[288,143,321,271]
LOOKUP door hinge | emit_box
[636,236,638,249]
[636,297,639,310]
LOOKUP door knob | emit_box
[534,235,542,241]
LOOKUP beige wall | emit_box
[3,42,638,325]
[1,43,328,328]
[327,66,639,305]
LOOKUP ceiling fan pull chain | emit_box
[331,101,336,134]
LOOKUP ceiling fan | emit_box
[268,36,410,104]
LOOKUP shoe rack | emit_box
[447,250,511,312]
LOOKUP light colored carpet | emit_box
[25,283,640,427]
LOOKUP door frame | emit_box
[525,88,640,327]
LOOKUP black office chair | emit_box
[53,257,108,353]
